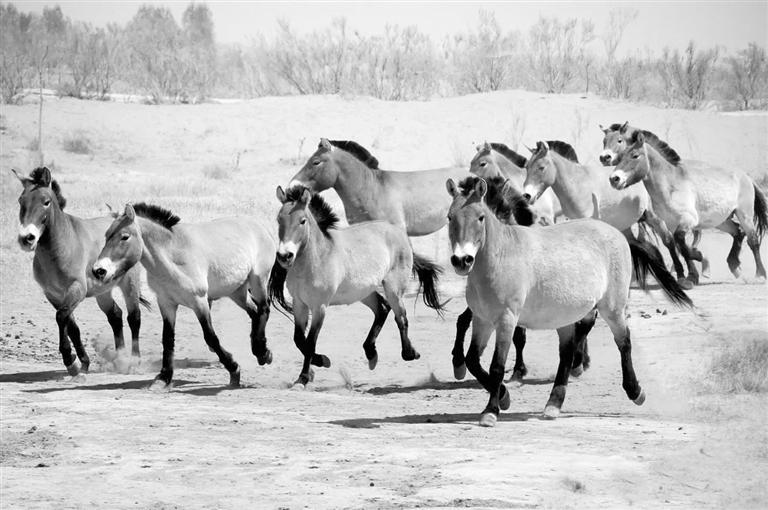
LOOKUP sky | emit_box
[14,1,768,55]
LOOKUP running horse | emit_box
[13,167,148,377]
[446,176,693,427]
[92,203,276,388]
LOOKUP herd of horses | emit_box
[13,122,767,427]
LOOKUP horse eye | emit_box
[447,215,452,222]
[479,161,487,167]
[312,160,321,166]
[121,233,131,241]
[300,218,307,225]
[43,199,51,207]
[618,139,623,144]
[478,215,485,223]
[631,153,640,159]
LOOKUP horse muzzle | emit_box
[598,151,617,166]
[450,254,475,275]
[609,171,628,190]
[276,250,295,268]
[92,258,117,282]
[17,233,38,251]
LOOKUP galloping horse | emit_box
[446,176,692,427]
[93,203,276,388]
[609,131,768,281]
[270,185,444,387]
[14,167,148,377]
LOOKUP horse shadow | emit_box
[0,369,68,384]
[364,375,554,396]
[23,379,196,393]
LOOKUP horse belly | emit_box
[517,293,597,330]
[207,259,252,299]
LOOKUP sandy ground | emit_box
[1,92,767,509]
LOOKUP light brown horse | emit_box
[270,185,444,387]
[13,167,147,377]
[93,203,276,388]
[447,176,692,427]
[610,131,767,282]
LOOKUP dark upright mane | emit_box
[285,186,340,236]
[29,167,67,209]
[545,140,579,162]
[132,202,181,230]
[457,176,535,226]
[628,129,682,166]
[489,143,528,168]
[329,140,379,169]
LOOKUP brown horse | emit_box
[13,167,148,377]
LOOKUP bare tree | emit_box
[658,42,720,108]
[527,16,592,93]
[727,43,767,110]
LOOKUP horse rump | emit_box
[411,253,446,316]
[628,239,693,308]
[753,183,768,239]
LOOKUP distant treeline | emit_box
[1,3,766,110]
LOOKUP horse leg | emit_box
[230,283,272,366]
[479,314,516,428]
[452,307,473,380]
[119,269,142,357]
[509,326,527,382]
[296,306,328,387]
[571,309,597,377]
[543,324,578,419]
[715,218,745,278]
[598,306,644,405]
[464,315,503,426]
[153,300,178,387]
[673,229,700,287]
[54,282,88,376]
[359,292,391,370]
[732,209,767,279]
[195,299,241,388]
[96,292,125,355]
[643,210,686,281]
[382,284,420,362]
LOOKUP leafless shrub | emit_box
[62,131,91,154]
[657,42,720,109]
[703,334,768,394]
[726,43,768,110]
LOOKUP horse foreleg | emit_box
[54,283,87,376]
[673,229,700,287]
[96,292,125,354]
[154,300,178,388]
[360,292,391,370]
[543,324,577,419]
[643,211,686,281]
[509,326,527,382]
[479,315,516,427]
[296,307,328,387]
[452,307,473,380]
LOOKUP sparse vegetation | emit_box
[61,131,91,154]
[704,334,768,394]
[201,164,232,180]
[563,477,587,493]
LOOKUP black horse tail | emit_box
[628,239,693,308]
[753,183,768,239]
[138,294,152,311]
[412,253,446,316]
[268,257,292,314]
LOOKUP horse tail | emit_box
[411,253,446,316]
[138,295,152,311]
[628,239,693,308]
[753,183,768,239]
[268,257,292,314]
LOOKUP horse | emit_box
[92,203,276,388]
[609,130,768,282]
[449,175,598,382]
[468,141,571,225]
[270,185,444,387]
[13,167,148,377]
[446,176,693,427]
[600,122,750,285]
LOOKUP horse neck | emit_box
[35,205,77,264]
[293,219,334,273]
[474,207,520,273]
[333,153,383,223]
[135,217,175,276]
[495,154,525,187]
[548,155,596,218]
[640,146,678,203]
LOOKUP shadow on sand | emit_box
[364,375,554,396]
[0,369,69,384]
[23,379,196,393]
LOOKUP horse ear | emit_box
[445,179,458,197]
[318,138,333,152]
[37,167,52,187]
[524,143,535,154]
[275,185,287,203]
[482,141,491,151]
[620,121,629,134]
[536,141,549,154]
[105,203,118,217]
[599,124,608,134]
[635,131,646,146]
[124,204,136,222]
[11,169,32,188]
[299,188,311,205]
[473,178,488,199]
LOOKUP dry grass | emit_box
[61,131,92,154]
[201,164,233,180]
[704,333,768,394]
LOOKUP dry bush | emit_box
[704,334,768,394]
[201,164,232,180]
[62,131,91,154]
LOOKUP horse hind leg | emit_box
[231,281,272,366]
[509,326,527,383]
[382,283,420,362]
[543,324,578,419]
[732,209,767,280]
[597,304,645,405]
[571,309,597,377]
[194,299,241,388]
[716,217,745,278]
[360,292,391,370]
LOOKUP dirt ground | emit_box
[1,93,767,509]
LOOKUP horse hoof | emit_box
[368,354,378,371]
[633,389,646,406]
[542,405,560,419]
[319,355,331,368]
[80,359,90,374]
[290,382,306,391]
[402,350,420,362]
[499,386,511,411]
[677,278,694,290]
[731,267,743,279]
[149,379,172,392]
[229,368,241,388]
[479,412,498,428]
[701,259,711,278]
[70,373,87,384]
[570,365,584,378]
[258,349,273,366]
[453,363,467,380]
[65,359,81,377]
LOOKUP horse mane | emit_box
[328,140,380,169]
[545,140,579,162]
[285,186,340,236]
[489,143,528,168]
[457,176,535,227]
[132,202,181,230]
[629,129,682,166]
[29,167,67,209]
